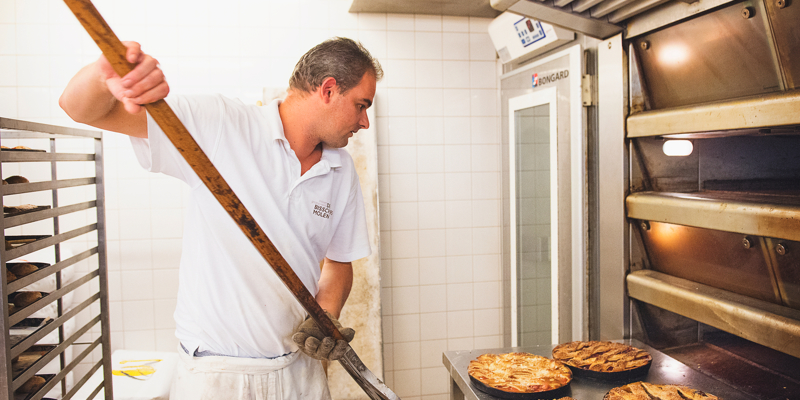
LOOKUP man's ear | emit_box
[319,77,338,104]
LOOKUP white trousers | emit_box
[170,345,331,400]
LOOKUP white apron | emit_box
[171,345,331,400]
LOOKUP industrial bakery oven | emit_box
[617,0,800,398]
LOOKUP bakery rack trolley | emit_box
[0,118,112,400]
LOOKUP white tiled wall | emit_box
[1,1,502,398]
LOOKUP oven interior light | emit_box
[663,140,693,156]
[658,44,690,66]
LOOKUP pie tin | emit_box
[602,382,719,400]
[469,374,572,399]
[563,359,651,382]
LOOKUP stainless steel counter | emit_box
[442,340,756,400]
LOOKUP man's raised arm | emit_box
[59,41,168,138]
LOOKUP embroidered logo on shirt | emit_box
[312,201,333,219]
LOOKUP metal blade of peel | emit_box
[339,347,400,400]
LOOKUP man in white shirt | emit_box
[60,37,382,399]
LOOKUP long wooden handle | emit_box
[63,0,344,341]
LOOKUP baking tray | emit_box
[5,235,51,249]
[8,291,49,312]
[563,361,652,382]
[10,318,53,347]
[13,374,55,400]
[1,148,46,152]
[6,262,48,282]
[4,205,50,217]
[12,345,56,379]
[469,375,571,399]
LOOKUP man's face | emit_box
[322,72,377,148]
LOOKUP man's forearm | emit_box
[316,258,353,319]
[59,62,120,125]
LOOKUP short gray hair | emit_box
[289,37,383,94]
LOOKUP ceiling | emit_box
[348,0,501,18]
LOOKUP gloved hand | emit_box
[292,311,355,361]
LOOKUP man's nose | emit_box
[360,113,370,130]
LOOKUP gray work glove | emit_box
[292,311,355,361]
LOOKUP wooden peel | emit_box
[62,1,398,398]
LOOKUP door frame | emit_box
[508,87,558,346]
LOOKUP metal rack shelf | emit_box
[0,118,111,400]
[627,191,800,241]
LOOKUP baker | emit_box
[59,37,382,399]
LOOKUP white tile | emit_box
[474,308,501,336]
[122,300,155,331]
[394,368,421,397]
[470,33,497,61]
[119,209,153,240]
[380,259,392,288]
[153,268,179,299]
[107,270,122,302]
[155,329,179,352]
[442,61,469,89]
[446,310,473,338]
[471,116,500,144]
[123,330,156,351]
[445,200,472,229]
[415,32,442,60]
[359,13,387,30]
[382,288,393,316]
[442,89,470,117]
[471,144,500,172]
[359,30,387,60]
[469,18,493,33]
[388,116,417,145]
[446,255,473,283]
[387,31,415,59]
[387,88,416,117]
[382,314,394,343]
[418,201,445,230]
[121,270,154,301]
[420,367,449,395]
[119,239,153,270]
[109,301,123,332]
[472,172,499,200]
[391,202,419,231]
[150,178,184,209]
[416,145,444,173]
[392,257,419,287]
[329,0,358,30]
[474,281,502,310]
[444,145,471,173]
[470,61,497,89]
[442,16,469,32]
[473,335,502,349]
[444,172,471,200]
[385,59,416,88]
[393,314,420,342]
[419,287,447,314]
[415,60,443,88]
[0,56,16,86]
[151,239,182,270]
[393,341,421,370]
[415,88,443,117]
[446,228,472,256]
[418,229,446,258]
[473,227,500,255]
[442,33,469,60]
[154,298,177,329]
[472,199,500,227]
[387,13,415,31]
[419,257,446,285]
[448,337,474,351]
[393,286,420,315]
[17,87,49,119]
[391,229,419,259]
[415,15,442,31]
[420,339,448,367]
[16,24,49,55]
[379,201,391,231]
[473,254,501,281]
[384,342,394,370]
[389,146,418,174]
[447,283,473,311]
[470,89,497,117]
[377,117,390,146]
[0,25,15,55]
[380,227,392,259]
[389,174,417,202]
[0,87,17,118]
[417,173,444,201]
[0,0,14,23]
[50,55,83,88]
[415,117,444,144]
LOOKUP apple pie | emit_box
[552,341,652,373]
[468,352,572,393]
[605,382,719,400]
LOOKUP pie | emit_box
[468,352,572,393]
[552,341,652,373]
[605,382,719,400]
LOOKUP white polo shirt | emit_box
[131,95,371,358]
